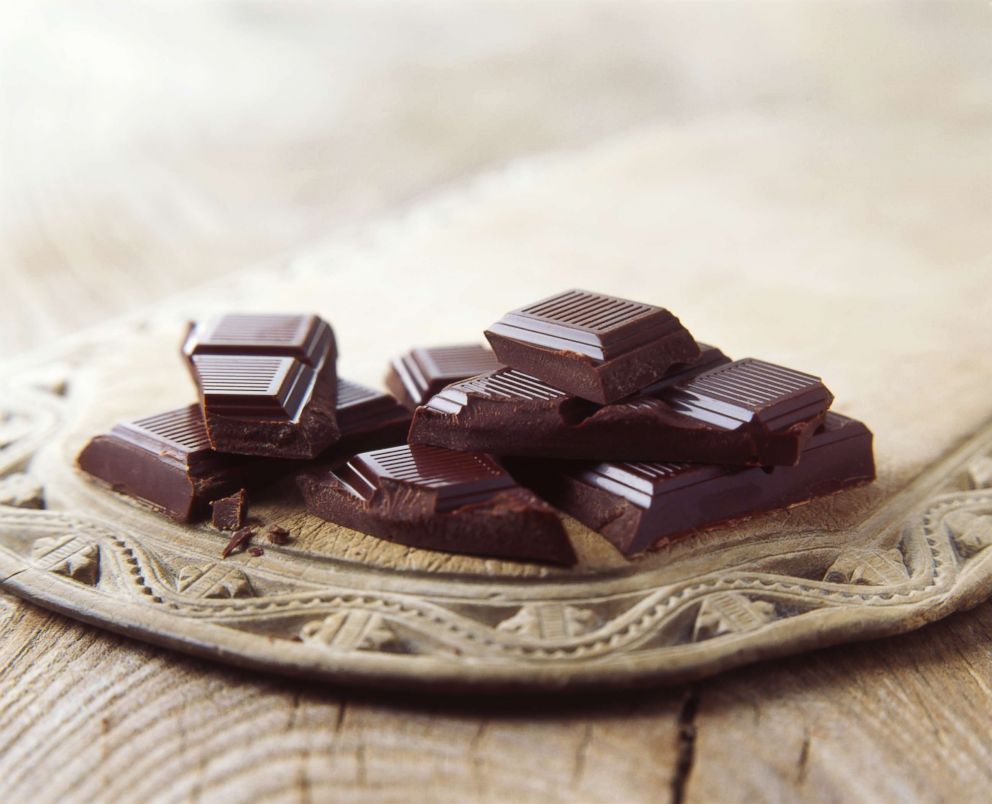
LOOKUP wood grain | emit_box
[2,1,992,802]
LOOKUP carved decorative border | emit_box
[2,353,992,689]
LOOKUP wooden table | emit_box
[2,2,991,801]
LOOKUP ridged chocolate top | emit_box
[485,289,688,361]
[386,344,502,408]
[662,358,833,431]
[336,444,516,512]
[335,378,410,437]
[191,354,315,418]
[183,313,334,367]
[126,406,213,454]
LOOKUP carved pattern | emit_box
[176,564,252,599]
[30,535,99,585]
[496,603,599,640]
[824,548,910,585]
[301,610,401,652]
[693,593,776,641]
[945,511,992,557]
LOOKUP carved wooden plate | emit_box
[2,262,992,691]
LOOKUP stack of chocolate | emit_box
[77,314,411,534]
[78,292,875,565]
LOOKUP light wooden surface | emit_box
[2,2,992,802]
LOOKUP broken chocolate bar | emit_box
[384,344,503,411]
[182,313,339,459]
[77,405,262,522]
[410,358,830,466]
[484,289,700,404]
[512,412,875,556]
[211,488,247,531]
[297,444,575,564]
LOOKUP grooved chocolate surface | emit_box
[410,355,829,466]
[297,444,575,564]
[511,412,875,556]
[183,314,333,365]
[76,405,265,522]
[484,289,700,403]
[310,378,412,463]
[663,358,830,431]
[183,313,340,459]
[384,344,502,411]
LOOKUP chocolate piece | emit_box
[332,378,411,454]
[484,289,700,403]
[410,358,830,466]
[266,525,291,545]
[297,444,575,564]
[183,313,339,459]
[77,405,262,523]
[384,344,502,411]
[211,489,247,531]
[513,412,875,556]
[222,526,255,558]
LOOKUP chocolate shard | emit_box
[410,357,830,466]
[183,313,339,459]
[77,405,264,523]
[297,444,575,565]
[211,488,247,531]
[384,344,503,411]
[222,526,255,558]
[511,412,875,556]
[484,289,700,403]
[332,378,411,455]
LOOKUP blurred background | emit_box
[1,0,990,359]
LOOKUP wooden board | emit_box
[2,315,992,690]
[3,2,992,800]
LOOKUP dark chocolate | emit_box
[384,344,502,411]
[222,526,255,558]
[211,488,247,531]
[484,289,700,403]
[266,525,291,545]
[77,405,262,522]
[183,313,340,459]
[410,357,830,466]
[331,378,411,455]
[297,444,575,564]
[512,412,875,556]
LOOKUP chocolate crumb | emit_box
[267,524,291,545]
[247,546,264,557]
[221,526,254,558]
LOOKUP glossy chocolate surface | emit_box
[410,356,830,466]
[484,289,700,403]
[183,313,340,459]
[512,412,875,556]
[297,444,575,564]
[384,344,502,411]
[331,378,411,455]
[77,405,263,522]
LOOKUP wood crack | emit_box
[670,685,700,804]
[796,730,811,785]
